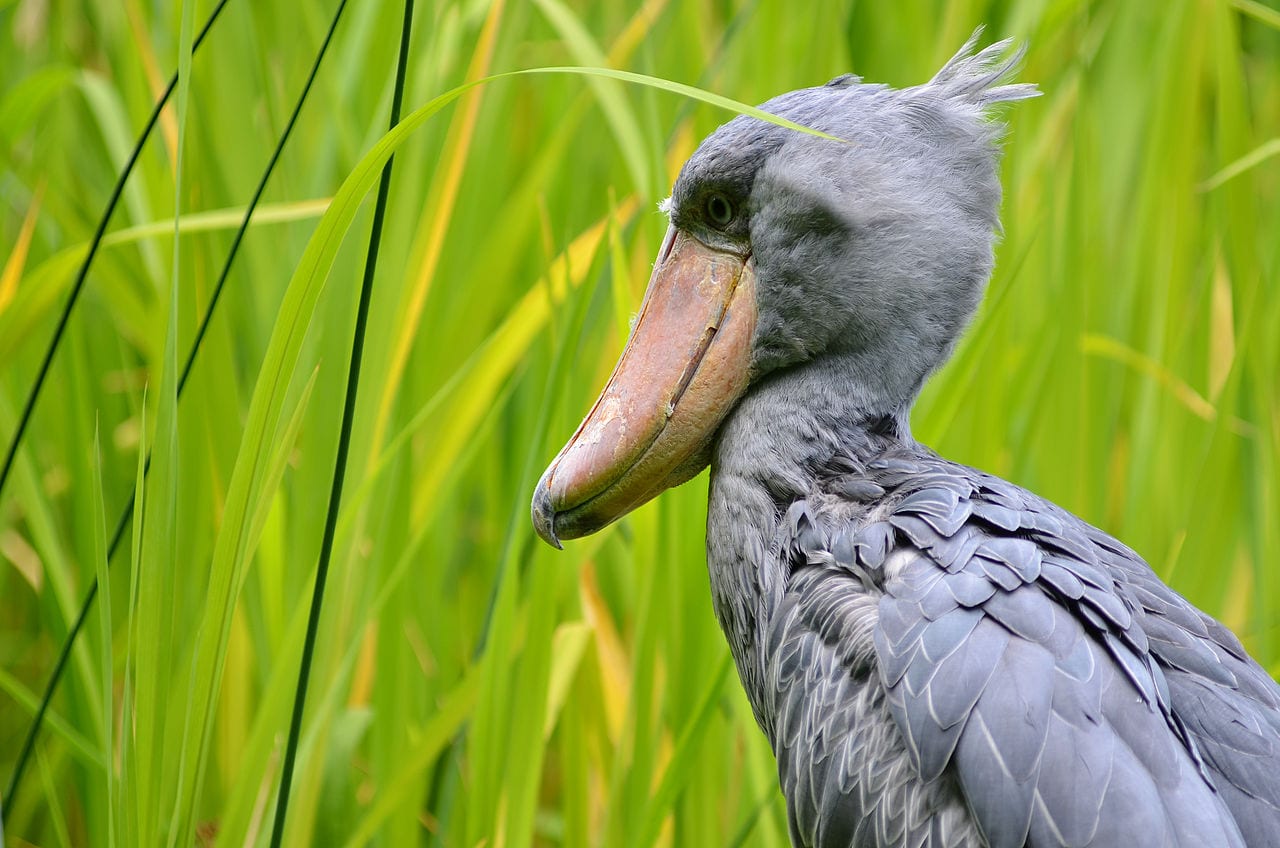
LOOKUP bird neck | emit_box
[728,351,918,475]
[704,352,914,730]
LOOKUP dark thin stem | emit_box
[0,0,231,503]
[2,580,100,810]
[267,1,415,844]
[176,0,349,395]
[0,0,234,815]
[0,0,350,820]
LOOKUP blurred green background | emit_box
[1,0,1278,844]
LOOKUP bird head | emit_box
[533,32,1038,548]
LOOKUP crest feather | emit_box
[928,27,1040,105]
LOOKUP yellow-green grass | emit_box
[2,0,1278,845]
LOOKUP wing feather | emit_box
[764,448,1280,846]
[872,464,1257,847]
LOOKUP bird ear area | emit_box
[750,167,856,249]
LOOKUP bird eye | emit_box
[705,193,733,227]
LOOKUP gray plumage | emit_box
[666,32,1280,847]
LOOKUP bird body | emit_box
[533,32,1280,846]
[708,364,1280,846]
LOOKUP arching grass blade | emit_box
[268,1,415,844]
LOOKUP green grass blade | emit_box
[533,0,652,192]
[634,653,732,848]
[339,670,479,848]
[6,3,352,834]
[0,0,232,509]
[134,0,196,838]
[268,2,415,843]
[0,669,104,771]
[1200,138,1280,192]
[89,426,114,848]
[1231,0,1280,30]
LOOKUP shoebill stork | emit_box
[531,34,1280,847]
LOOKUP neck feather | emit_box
[704,353,915,730]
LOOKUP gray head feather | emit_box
[666,31,1039,418]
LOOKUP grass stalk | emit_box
[267,1,416,844]
[0,0,233,505]
[0,0,236,818]
[0,0,348,819]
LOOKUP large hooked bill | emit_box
[531,225,756,547]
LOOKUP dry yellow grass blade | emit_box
[370,0,508,456]
[0,185,42,316]
[579,559,630,745]
[543,621,592,741]
[405,196,639,523]
[371,0,670,459]
[1209,249,1236,401]
[1081,333,1255,436]
[124,0,178,162]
